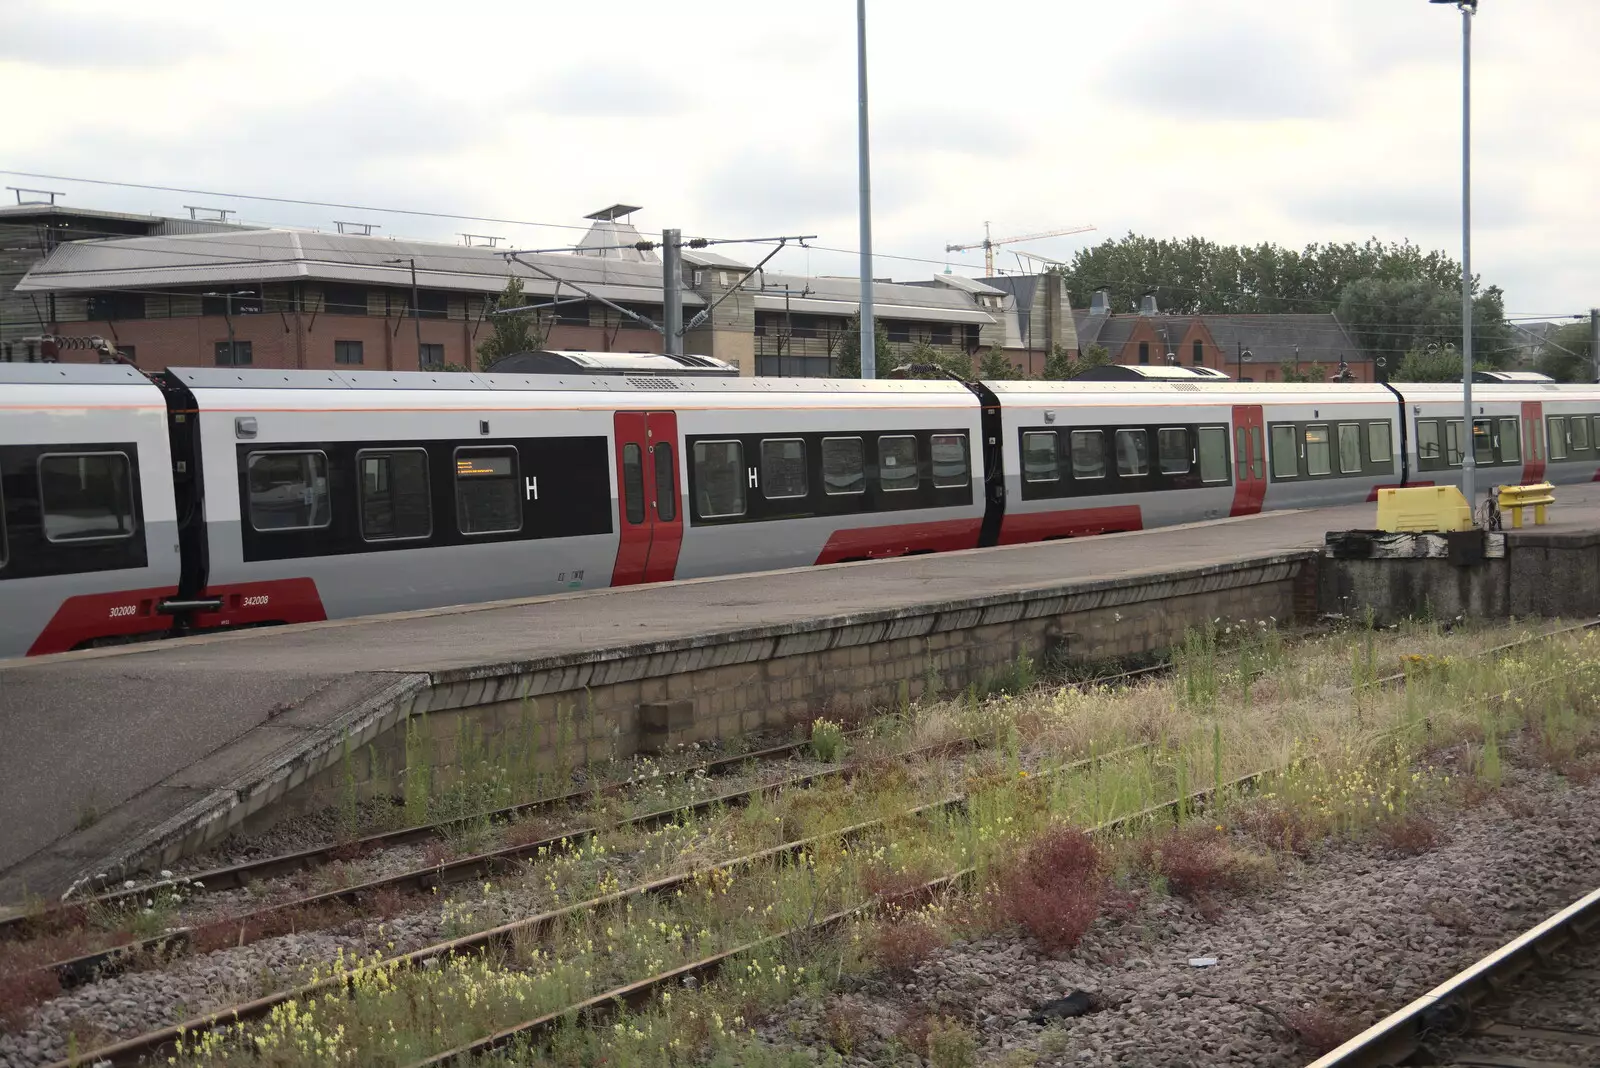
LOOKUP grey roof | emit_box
[1074,310,1109,348]
[16,228,702,305]
[920,273,1005,296]
[680,249,751,269]
[752,272,995,325]
[1201,314,1362,364]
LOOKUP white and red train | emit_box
[2,360,1594,659]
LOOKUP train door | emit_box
[610,411,684,586]
[1230,404,1267,516]
[1520,400,1545,483]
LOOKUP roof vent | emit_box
[1089,288,1111,315]
[1138,291,1158,316]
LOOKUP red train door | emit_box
[610,411,684,586]
[1520,400,1545,483]
[1230,404,1267,515]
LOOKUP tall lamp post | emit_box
[856,0,876,379]
[1431,0,1478,505]
[386,257,425,369]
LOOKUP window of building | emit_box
[930,434,969,488]
[416,289,449,320]
[1138,341,1150,365]
[323,285,368,316]
[334,340,364,365]
[1271,425,1299,479]
[201,289,263,316]
[1158,428,1189,475]
[358,449,431,541]
[760,438,808,499]
[454,447,522,534]
[789,315,818,340]
[1305,425,1331,476]
[1070,429,1106,479]
[1548,416,1568,460]
[653,443,676,521]
[1445,420,1464,466]
[693,440,746,517]
[419,343,445,369]
[886,321,911,343]
[1499,418,1520,463]
[38,452,136,542]
[1115,429,1149,476]
[929,324,953,346]
[1192,339,1203,366]
[821,437,865,495]
[1337,423,1362,474]
[1198,426,1228,483]
[1418,420,1441,463]
[553,300,588,326]
[1023,431,1059,482]
[964,323,981,351]
[246,451,331,532]
[215,340,252,366]
[1474,418,1495,463]
[878,435,919,492]
[85,292,146,321]
[622,443,645,524]
[1369,422,1393,465]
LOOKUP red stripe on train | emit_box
[27,578,326,657]
[814,518,982,565]
[997,505,1143,545]
[1366,481,1435,502]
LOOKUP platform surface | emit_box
[6,485,1600,902]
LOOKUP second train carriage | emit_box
[5,363,1600,659]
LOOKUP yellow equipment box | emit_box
[1376,485,1475,533]
[1497,482,1555,528]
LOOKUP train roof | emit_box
[0,362,155,387]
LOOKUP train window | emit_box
[1198,426,1228,483]
[930,434,969,488]
[760,438,808,499]
[454,446,522,535]
[1023,431,1059,482]
[1444,420,1464,466]
[1593,415,1600,450]
[1305,426,1332,476]
[0,479,6,569]
[1070,430,1105,479]
[622,444,645,524]
[1270,425,1298,479]
[1547,417,1567,461]
[821,437,865,495]
[692,439,746,517]
[37,452,137,543]
[357,449,431,541]
[1417,420,1441,464]
[878,436,919,492]
[245,451,330,533]
[1158,428,1189,475]
[1473,419,1495,464]
[1234,427,1248,481]
[1115,429,1149,477]
[1369,423,1393,465]
[1573,416,1591,452]
[1499,418,1520,464]
[1337,424,1362,474]
[653,443,676,522]
[1251,426,1264,480]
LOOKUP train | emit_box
[3,358,1596,660]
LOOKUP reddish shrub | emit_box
[1136,825,1267,905]
[1374,814,1440,856]
[861,862,937,908]
[0,968,62,1030]
[1233,801,1324,857]
[1286,1007,1360,1055]
[996,826,1102,953]
[868,917,942,975]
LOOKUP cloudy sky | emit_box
[4,0,1595,316]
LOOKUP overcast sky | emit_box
[3,0,1595,317]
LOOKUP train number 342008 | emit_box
[241,595,270,607]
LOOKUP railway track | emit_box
[1306,885,1600,1068]
[14,623,1594,1067]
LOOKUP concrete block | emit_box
[638,699,695,753]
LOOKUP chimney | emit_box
[1139,290,1158,316]
[1089,288,1111,315]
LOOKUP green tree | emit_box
[1278,363,1323,383]
[1336,277,1514,370]
[1041,342,1109,381]
[834,312,892,378]
[1389,345,1488,383]
[978,345,1021,380]
[475,276,547,371]
[1534,322,1593,382]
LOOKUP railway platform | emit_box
[6,486,1600,905]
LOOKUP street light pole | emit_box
[1433,0,1478,506]
[856,0,876,379]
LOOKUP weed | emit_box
[1285,1006,1361,1056]
[1131,825,1274,906]
[926,1016,977,1068]
[867,914,944,975]
[997,825,1102,953]
[1373,813,1441,856]
[821,999,866,1055]
[811,719,846,763]
[74,800,100,832]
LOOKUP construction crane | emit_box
[945,222,1096,276]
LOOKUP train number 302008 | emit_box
[108,605,138,618]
